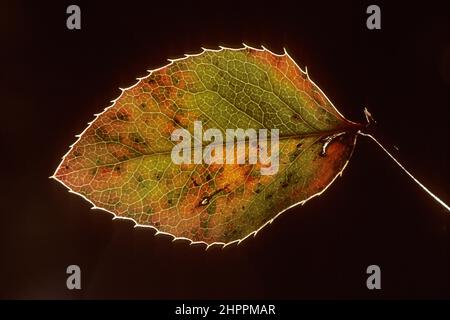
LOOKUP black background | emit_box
[1,0,449,299]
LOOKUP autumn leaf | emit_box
[51,45,381,246]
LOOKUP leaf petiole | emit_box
[358,131,450,212]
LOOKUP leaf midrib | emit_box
[56,127,357,178]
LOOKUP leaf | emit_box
[52,45,364,246]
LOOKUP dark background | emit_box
[1,0,449,299]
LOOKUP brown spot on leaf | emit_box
[117,108,130,121]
